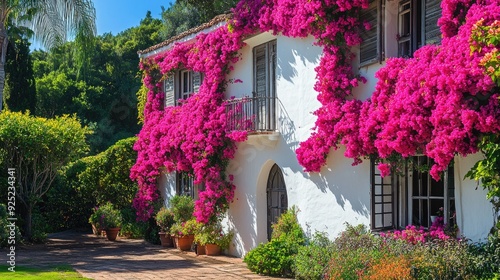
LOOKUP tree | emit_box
[160,1,201,40]
[0,0,96,111]
[178,0,238,23]
[0,111,90,240]
[4,36,36,112]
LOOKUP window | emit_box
[163,71,203,108]
[360,0,383,66]
[176,172,194,197]
[398,0,442,57]
[371,156,456,231]
[253,40,277,131]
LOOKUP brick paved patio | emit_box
[15,230,284,280]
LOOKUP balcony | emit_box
[225,95,280,145]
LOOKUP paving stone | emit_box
[13,230,286,280]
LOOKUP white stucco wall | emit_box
[454,154,496,242]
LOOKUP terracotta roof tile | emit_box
[138,13,232,57]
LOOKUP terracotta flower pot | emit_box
[159,232,173,247]
[205,244,221,256]
[175,235,194,251]
[196,243,206,255]
[105,227,120,241]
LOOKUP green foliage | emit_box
[316,223,500,280]
[4,36,36,113]
[178,0,239,23]
[293,232,335,280]
[30,211,48,243]
[271,205,305,244]
[0,111,90,240]
[155,207,175,232]
[0,204,22,248]
[170,218,201,237]
[194,222,234,249]
[96,202,122,229]
[170,195,194,223]
[160,1,201,40]
[244,206,305,277]
[120,207,148,238]
[136,84,148,124]
[31,11,161,154]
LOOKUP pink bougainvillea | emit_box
[131,25,246,223]
[296,0,500,180]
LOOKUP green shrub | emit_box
[120,207,148,238]
[244,239,296,277]
[155,207,175,233]
[244,206,305,278]
[96,202,122,229]
[30,212,49,243]
[0,204,22,247]
[170,195,194,223]
[293,232,335,280]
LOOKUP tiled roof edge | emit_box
[138,13,233,57]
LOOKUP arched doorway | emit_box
[267,164,287,240]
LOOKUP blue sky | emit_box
[94,0,172,35]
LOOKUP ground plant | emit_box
[244,207,305,278]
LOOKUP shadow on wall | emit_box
[277,99,298,150]
[308,154,370,218]
[227,192,258,257]
[278,44,321,83]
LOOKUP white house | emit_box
[138,1,497,258]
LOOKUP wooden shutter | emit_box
[164,75,175,108]
[253,44,267,98]
[360,0,380,66]
[424,0,442,45]
[192,71,202,93]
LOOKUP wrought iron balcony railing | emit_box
[225,95,277,132]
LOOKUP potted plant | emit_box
[155,207,175,247]
[194,222,234,256]
[99,202,123,241]
[169,195,197,251]
[170,218,201,251]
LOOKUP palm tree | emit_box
[0,0,96,111]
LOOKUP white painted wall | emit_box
[455,154,496,242]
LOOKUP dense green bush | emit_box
[322,223,500,280]
[244,206,305,277]
[294,232,335,280]
[42,137,139,233]
[120,207,148,238]
[0,204,22,247]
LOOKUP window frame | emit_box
[163,70,204,108]
[397,0,442,58]
[359,0,384,67]
[252,40,277,131]
[370,156,455,231]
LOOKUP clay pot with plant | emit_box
[155,207,175,247]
